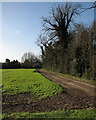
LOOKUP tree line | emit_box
[37,3,96,80]
[2,52,42,69]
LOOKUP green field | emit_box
[2,69,63,99]
[2,69,96,119]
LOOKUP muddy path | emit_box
[38,69,96,108]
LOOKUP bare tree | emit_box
[21,52,35,63]
[42,3,81,48]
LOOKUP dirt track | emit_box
[39,69,96,108]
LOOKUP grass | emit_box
[42,69,96,86]
[60,74,96,86]
[2,69,63,99]
[2,109,96,119]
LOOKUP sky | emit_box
[1,2,94,62]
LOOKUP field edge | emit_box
[1,109,96,119]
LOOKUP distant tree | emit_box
[33,57,42,68]
[15,60,19,63]
[21,52,42,68]
[11,60,19,63]
[21,52,35,63]
[5,58,10,63]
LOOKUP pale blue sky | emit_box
[1,2,94,62]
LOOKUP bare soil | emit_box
[2,69,96,114]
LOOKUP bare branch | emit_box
[42,16,58,28]
[79,4,96,14]
[52,7,60,24]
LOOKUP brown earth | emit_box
[2,69,96,114]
